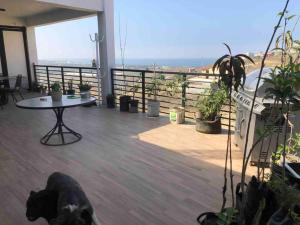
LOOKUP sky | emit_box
[35,0,300,60]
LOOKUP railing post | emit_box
[79,68,83,85]
[61,67,65,94]
[33,63,37,83]
[181,74,187,108]
[142,71,146,113]
[111,69,115,96]
[46,66,50,92]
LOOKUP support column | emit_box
[97,0,115,105]
[26,27,38,85]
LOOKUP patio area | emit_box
[0,93,252,225]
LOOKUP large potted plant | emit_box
[195,84,227,134]
[50,82,62,102]
[129,83,140,113]
[146,73,165,117]
[78,82,91,99]
[165,75,189,124]
[106,94,115,108]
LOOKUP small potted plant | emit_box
[50,82,62,102]
[78,82,91,99]
[165,75,189,124]
[106,94,115,108]
[194,84,227,134]
[146,73,165,117]
[129,78,140,113]
[40,85,47,96]
[66,79,75,95]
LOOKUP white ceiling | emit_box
[0,0,59,18]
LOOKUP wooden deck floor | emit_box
[0,94,251,225]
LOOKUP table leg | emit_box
[40,108,82,146]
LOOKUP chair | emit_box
[0,75,24,102]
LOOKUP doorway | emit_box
[0,26,32,89]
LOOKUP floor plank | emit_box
[0,93,253,225]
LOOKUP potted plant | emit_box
[40,85,47,96]
[78,82,91,99]
[106,94,115,108]
[66,79,75,95]
[129,77,140,113]
[50,82,62,102]
[165,75,189,124]
[195,84,227,134]
[146,72,165,117]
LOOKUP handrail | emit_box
[111,67,235,127]
[35,64,98,70]
[33,64,102,101]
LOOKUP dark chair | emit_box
[0,75,24,102]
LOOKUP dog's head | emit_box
[26,190,58,222]
[49,206,93,225]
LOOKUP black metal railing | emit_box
[33,64,102,100]
[111,68,236,127]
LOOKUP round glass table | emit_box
[16,95,96,146]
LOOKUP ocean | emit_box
[39,58,216,68]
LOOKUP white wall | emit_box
[36,0,104,11]
[27,27,38,80]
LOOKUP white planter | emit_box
[169,107,185,124]
[80,91,90,99]
[147,100,160,117]
[51,91,62,102]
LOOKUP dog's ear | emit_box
[81,209,93,225]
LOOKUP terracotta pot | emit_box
[51,91,62,102]
[147,100,160,117]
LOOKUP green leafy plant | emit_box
[78,82,92,92]
[217,208,238,225]
[130,75,142,100]
[268,176,300,210]
[273,132,300,163]
[67,79,74,90]
[130,83,140,100]
[213,43,255,92]
[146,74,165,101]
[212,44,254,210]
[264,65,300,106]
[51,82,61,92]
[165,75,189,97]
[195,84,227,121]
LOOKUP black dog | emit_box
[26,172,101,225]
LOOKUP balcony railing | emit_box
[33,64,102,100]
[111,68,235,127]
[33,65,235,127]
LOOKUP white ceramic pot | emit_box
[80,91,90,99]
[51,91,62,101]
[147,100,160,117]
[169,107,185,124]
